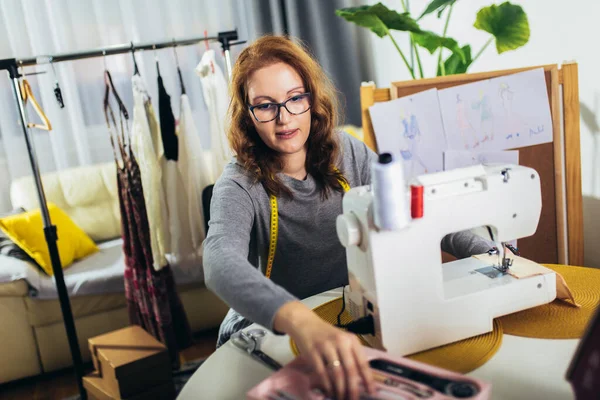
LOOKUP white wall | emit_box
[366,0,600,267]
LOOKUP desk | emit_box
[178,289,578,399]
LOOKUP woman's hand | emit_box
[274,301,375,400]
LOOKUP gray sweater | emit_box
[203,132,492,343]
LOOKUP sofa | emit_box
[0,162,228,384]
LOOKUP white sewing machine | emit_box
[336,163,557,356]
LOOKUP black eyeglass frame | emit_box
[248,92,312,123]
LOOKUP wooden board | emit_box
[360,64,584,266]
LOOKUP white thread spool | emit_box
[372,153,409,231]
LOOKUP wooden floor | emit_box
[0,328,219,400]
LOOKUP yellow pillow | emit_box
[0,203,99,276]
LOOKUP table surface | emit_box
[177,289,578,400]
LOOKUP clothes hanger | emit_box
[204,30,210,51]
[130,42,140,76]
[102,69,120,162]
[172,39,186,95]
[50,58,65,108]
[204,30,214,74]
[19,66,52,131]
[154,44,161,77]
[103,51,130,160]
[102,51,129,120]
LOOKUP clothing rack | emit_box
[0,29,241,400]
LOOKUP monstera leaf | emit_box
[437,45,472,76]
[419,0,457,19]
[335,1,530,79]
[335,3,420,37]
[474,2,530,53]
[412,31,465,62]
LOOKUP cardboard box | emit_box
[83,372,175,400]
[88,325,172,398]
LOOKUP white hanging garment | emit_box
[130,74,171,271]
[177,94,213,246]
[162,158,195,265]
[195,49,232,179]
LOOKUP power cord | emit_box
[335,285,375,335]
[338,315,375,335]
[336,285,346,327]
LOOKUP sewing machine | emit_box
[336,163,557,356]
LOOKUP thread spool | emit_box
[411,185,424,219]
[372,153,409,231]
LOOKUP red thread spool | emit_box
[411,185,424,219]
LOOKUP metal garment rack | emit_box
[0,29,241,400]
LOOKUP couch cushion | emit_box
[10,163,121,242]
[0,296,42,383]
[0,254,38,296]
[0,207,36,264]
[25,282,206,328]
[0,280,29,297]
[0,203,99,275]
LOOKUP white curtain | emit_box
[0,0,250,212]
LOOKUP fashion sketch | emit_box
[471,92,494,144]
[455,94,480,149]
[400,113,429,177]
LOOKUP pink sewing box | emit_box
[246,347,491,399]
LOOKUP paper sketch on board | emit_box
[369,88,446,181]
[453,92,496,150]
[400,113,430,178]
[438,68,553,151]
[444,150,519,171]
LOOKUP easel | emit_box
[360,63,583,267]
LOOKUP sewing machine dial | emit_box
[336,212,362,248]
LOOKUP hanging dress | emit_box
[156,64,195,265]
[130,74,171,271]
[104,71,192,367]
[195,49,232,180]
[177,93,213,245]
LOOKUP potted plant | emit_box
[336,1,530,79]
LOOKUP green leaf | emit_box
[335,7,388,37]
[335,3,420,38]
[419,0,457,20]
[413,31,465,63]
[437,45,472,76]
[474,2,530,54]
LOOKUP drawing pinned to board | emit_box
[439,68,553,151]
[455,94,480,150]
[400,112,430,178]
[499,82,529,141]
[443,150,519,171]
[471,91,494,144]
[369,88,446,181]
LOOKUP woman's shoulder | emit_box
[335,128,377,187]
[215,160,259,193]
[338,125,364,146]
[337,128,375,164]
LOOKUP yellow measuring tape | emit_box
[265,173,350,279]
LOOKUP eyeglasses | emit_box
[248,92,312,123]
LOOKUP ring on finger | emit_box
[327,359,342,369]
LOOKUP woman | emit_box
[203,35,493,400]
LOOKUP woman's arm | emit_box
[441,231,495,259]
[206,173,375,399]
[203,177,296,330]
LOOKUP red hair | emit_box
[228,35,347,199]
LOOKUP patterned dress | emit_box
[104,71,192,368]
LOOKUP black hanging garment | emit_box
[157,63,178,161]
